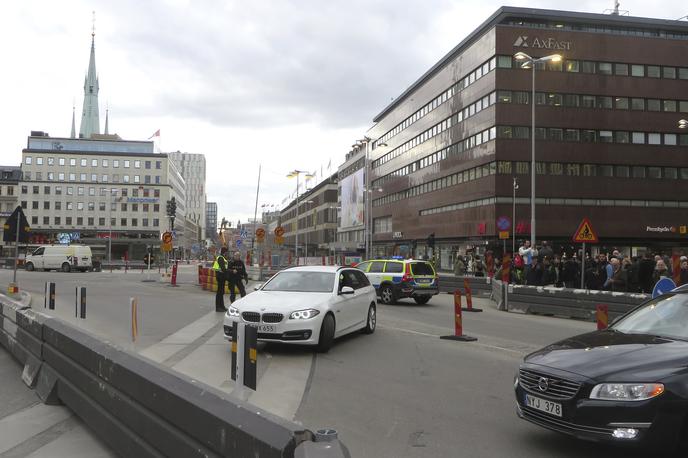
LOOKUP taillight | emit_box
[401,263,412,282]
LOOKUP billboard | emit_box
[340,168,365,229]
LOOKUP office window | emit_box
[67,202,73,210]
[77,217,83,225]
[110,202,116,211]
[155,176,161,184]
[121,218,127,226]
[155,161,162,169]
[581,130,596,142]
[632,166,646,178]
[55,201,61,210]
[144,175,151,184]
[681,134,688,146]
[124,160,130,168]
[631,64,644,77]
[99,217,105,226]
[70,158,76,166]
[24,172,31,180]
[143,203,149,212]
[613,63,628,75]
[87,202,94,211]
[616,131,630,143]
[581,61,596,73]
[563,94,579,107]
[632,132,645,144]
[581,95,596,108]
[32,186,39,194]
[663,67,677,79]
[564,129,579,142]
[121,189,128,197]
[102,174,108,182]
[90,174,97,181]
[615,165,630,178]
[24,156,32,165]
[153,218,159,227]
[81,159,87,166]
[563,60,579,72]
[646,66,660,78]
[88,217,94,226]
[663,100,677,112]
[648,167,662,179]
[549,163,563,175]
[631,98,644,110]
[497,56,512,68]
[78,187,84,196]
[77,202,84,210]
[43,186,50,194]
[134,160,141,168]
[548,128,563,141]
[597,96,613,109]
[21,201,27,209]
[123,175,129,183]
[36,157,43,165]
[648,133,661,145]
[665,167,678,179]
[154,189,160,198]
[91,159,98,167]
[55,217,61,225]
[647,99,661,111]
[145,161,151,169]
[121,203,127,211]
[132,204,138,212]
[131,218,138,227]
[36,172,42,181]
[32,216,38,225]
[598,62,612,74]
[47,157,54,165]
[79,173,86,181]
[547,93,562,106]
[88,187,95,196]
[497,90,512,103]
[142,218,149,227]
[58,172,65,181]
[69,173,76,181]
[43,201,50,210]
[665,133,677,145]
[55,186,62,195]
[99,202,106,211]
[113,160,119,168]
[598,131,613,143]
[102,159,109,167]
[67,186,73,195]
[66,217,72,225]
[47,172,54,181]
[679,68,688,80]
[59,158,65,166]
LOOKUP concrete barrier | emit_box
[493,283,649,322]
[0,293,348,457]
[439,275,492,296]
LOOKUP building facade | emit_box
[20,133,185,260]
[0,166,21,255]
[206,201,217,241]
[367,6,688,270]
[168,151,207,246]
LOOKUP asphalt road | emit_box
[295,292,673,458]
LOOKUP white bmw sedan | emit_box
[223,266,377,352]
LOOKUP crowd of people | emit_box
[453,241,688,293]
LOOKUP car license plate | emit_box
[247,324,275,333]
[525,394,562,417]
[417,279,432,284]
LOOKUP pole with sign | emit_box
[572,217,598,289]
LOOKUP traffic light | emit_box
[166,197,177,217]
[427,233,435,248]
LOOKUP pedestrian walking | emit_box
[453,254,465,276]
[227,251,249,303]
[213,247,229,312]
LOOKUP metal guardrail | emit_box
[0,294,348,457]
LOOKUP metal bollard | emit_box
[80,287,86,319]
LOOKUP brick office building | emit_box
[367,6,688,270]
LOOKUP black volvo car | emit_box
[514,289,688,452]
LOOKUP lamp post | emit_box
[287,170,313,266]
[303,200,314,260]
[513,51,562,249]
[512,177,519,255]
[679,119,688,129]
[363,139,387,260]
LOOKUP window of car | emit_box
[356,261,371,272]
[384,262,403,273]
[339,270,361,290]
[262,271,334,292]
[32,247,44,256]
[368,261,385,273]
[612,293,688,340]
[352,270,370,288]
[410,262,435,276]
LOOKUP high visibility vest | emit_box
[212,255,227,271]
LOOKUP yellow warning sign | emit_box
[572,218,598,243]
[498,231,509,240]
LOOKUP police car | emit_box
[355,258,439,305]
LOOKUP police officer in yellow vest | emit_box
[213,247,229,311]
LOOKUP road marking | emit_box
[139,311,222,363]
[378,324,525,356]
[0,403,73,454]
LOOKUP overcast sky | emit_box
[1,0,686,229]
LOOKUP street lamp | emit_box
[513,51,562,248]
[679,119,688,129]
[287,170,314,265]
[512,177,519,256]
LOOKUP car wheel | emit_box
[61,262,71,273]
[25,262,34,272]
[380,285,395,305]
[413,296,431,305]
[316,314,335,353]
[363,304,376,334]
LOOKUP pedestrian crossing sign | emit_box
[572,217,598,243]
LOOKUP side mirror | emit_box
[253,283,263,291]
[339,286,355,295]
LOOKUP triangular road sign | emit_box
[572,217,598,243]
[2,206,31,243]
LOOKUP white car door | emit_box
[334,270,362,334]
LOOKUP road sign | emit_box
[236,239,243,248]
[274,226,285,237]
[572,217,598,243]
[161,231,173,252]
[2,206,31,243]
[496,216,511,232]
[256,228,265,243]
[652,277,677,299]
[498,231,509,240]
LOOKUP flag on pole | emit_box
[148,129,161,139]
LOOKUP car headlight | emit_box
[227,305,240,317]
[590,383,664,401]
[289,309,320,320]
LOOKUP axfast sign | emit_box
[513,36,572,51]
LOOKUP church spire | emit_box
[70,103,76,138]
[79,12,100,139]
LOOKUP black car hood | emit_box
[525,330,688,381]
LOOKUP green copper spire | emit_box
[79,15,100,138]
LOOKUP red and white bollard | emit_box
[171,261,178,287]
[440,290,477,342]
[462,278,483,312]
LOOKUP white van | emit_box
[25,245,93,272]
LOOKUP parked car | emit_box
[223,266,377,352]
[514,289,688,453]
[356,258,439,304]
[25,245,93,272]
